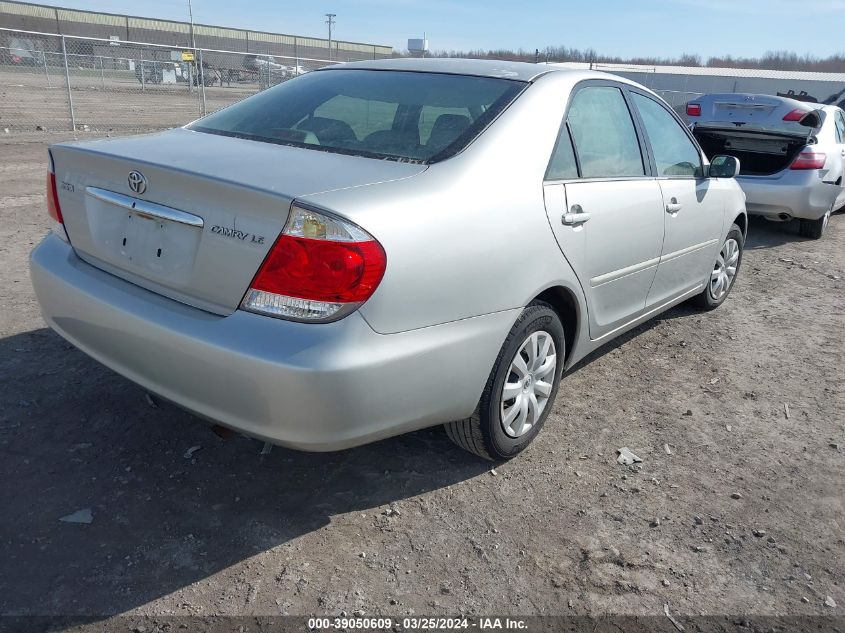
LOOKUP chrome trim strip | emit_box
[658,239,718,264]
[85,186,204,228]
[591,257,660,287]
[590,238,718,288]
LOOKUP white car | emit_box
[689,93,845,239]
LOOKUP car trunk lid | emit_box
[689,93,825,137]
[689,94,826,177]
[51,128,426,315]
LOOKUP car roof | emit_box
[321,58,564,82]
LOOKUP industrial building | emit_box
[0,0,393,61]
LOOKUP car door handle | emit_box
[666,198,682,213]
[562,205,591,225]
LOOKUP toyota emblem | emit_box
[128,170,147,195]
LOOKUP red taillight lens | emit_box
[47,172,63,223]
[251,235,386,303]
[241,204,386,321]
[11,55,21,63]
[686,103,702,117]
[790,152,826,170]
[782,108,807,122]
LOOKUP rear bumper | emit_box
[30,234,518,451]
[738,172,839,220]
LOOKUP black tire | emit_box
[691,223,744,311]
[444,302,565,461]
[799,207,831,240]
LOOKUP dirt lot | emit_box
[0,69,258,134]
[0,136,843,627]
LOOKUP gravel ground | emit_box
[0,136,843,625]
[0,69,257,134]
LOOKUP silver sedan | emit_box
[31,59,747,460]
[689,93,845,239]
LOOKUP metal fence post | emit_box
[198,48,207,116]
[60,35,76,132]
[42,49,52,88]
[139,50,145,91]
[99,56,105,90]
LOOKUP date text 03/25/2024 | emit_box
[307,617,528,630]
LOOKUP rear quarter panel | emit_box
[301,72,590,336]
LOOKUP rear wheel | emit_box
[799,206,831,240]
[691,223,744,311]
[444,303,565,461]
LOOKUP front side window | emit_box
[632,93,703,177]
[189,69,525,163]
[567,86,645,179]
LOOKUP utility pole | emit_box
[188,0,196,49]
[325,13,336,61]
[187,0,196,94]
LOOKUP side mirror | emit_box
[709,155,740,178]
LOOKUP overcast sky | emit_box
[31,0,845,59]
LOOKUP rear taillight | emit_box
[782,108,807,122]
[686,103,701,117]
[790,152,826,170]
[241,204,387,322]
[11,55,21,63]
[46,172,63,223]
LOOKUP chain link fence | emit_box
[0,27,334,135]
[5,29,845,137]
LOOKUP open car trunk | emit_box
[693,128,809,176]
[688,94,825,177]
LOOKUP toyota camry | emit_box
[30,58,747,460]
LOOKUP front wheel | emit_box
[444,302,565,461]
[799,206,831,240]
[691,223,744,311]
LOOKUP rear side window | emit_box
[545,124,578,180]
[567,86,645,179]
[835,111,845,143]
[189,69,525,163]
[632,93,703,177]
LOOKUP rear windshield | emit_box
[189,69,525,163]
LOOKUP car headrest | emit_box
[427,114,472,152]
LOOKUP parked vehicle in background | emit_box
[134,60,173,85]
[2,36,44,66]
[688,93,845,239]
[31,59,747,461]
[135,59,218,86]
[244,55,310,89]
